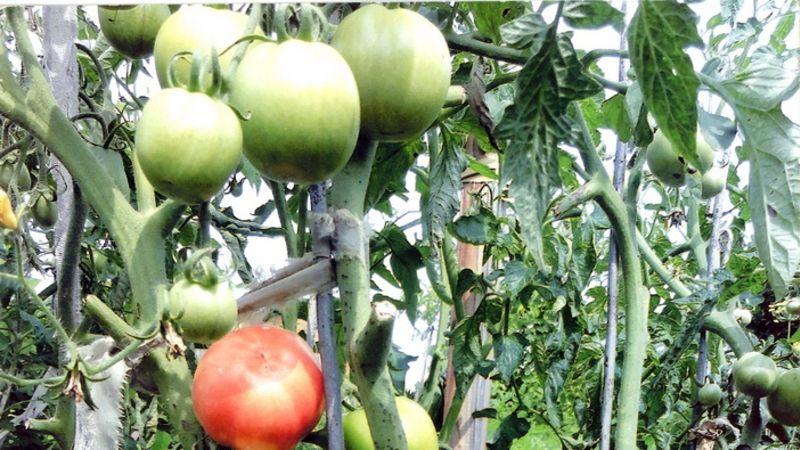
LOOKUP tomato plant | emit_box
[230,39,360,183]
[331,4,451,141]
[98,5,170,59]
[0,2,799,450]
[192,325,324,449]
[135,87,242,204]
[343,397,438,450]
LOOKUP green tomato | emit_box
[0,159,31,191]
[733,308,752,326]
[786,298,800,315]
[332,4,450,141]
[31,193,57,229]
[700,166,727,199]
[135,88,242,204]
[732,351,778,398]
[230,40,359,183]
[98,5,171,59]
[646,129,686,187]
[343,397,438,450]
[169,278,237,345]
[696,132,714,173]
[697,382,723,406]
[153,5,254,88]
[767,368,800,426]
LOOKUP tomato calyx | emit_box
[273,4,328,43]
[180,247,219,290]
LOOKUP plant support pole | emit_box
[600,11,628,448]
[310,182,344,450]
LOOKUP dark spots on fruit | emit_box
[672,173,682,180]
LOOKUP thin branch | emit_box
[443,32,528,64]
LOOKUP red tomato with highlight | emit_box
[192,325,325,450]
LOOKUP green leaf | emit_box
[488,409,532,449]
[381,225,423,322]
[449,209,497,245]
[494,333,525,382]
[463,2,526,43]
[698,109,737,150]
[704,53,800,299]
[367,141,420,214]
[423,127,467,243]
[628,0,703,169]
[716,49,800,111]
[601,93,632,142]
[499,12,548,50]
[496,28,601,268]
[769,13,795,53]
[563,0,625,32]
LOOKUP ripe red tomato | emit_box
[192,325,325,450]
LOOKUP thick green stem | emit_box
[83,295,138,343]
[141,350,202,449]
[596,186,648,450]
[132,151,155,212]
[572,105,647,450]
[702,308,753,357]
[29,401,74,450]
[740,398,765,448]
[330,136,406,450]
[441,234,463,321]
[687,197,708,274]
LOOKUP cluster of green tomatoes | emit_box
[646,129,727,199]
[697,300,800,430]
[99,4,447,449]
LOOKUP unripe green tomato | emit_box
[698,382,723,406]
[701,166,727,199]
[786,298,800,315]
[332,4,451,141]
[647,129,686,187]
[696,132,714,173]
[31,193,57,228]
[732,351,778,398]
[0,159,32,191]
[343,397,438,450]
[153,5,254,88]
[230,40,360,184]
[767,368,800,426]
[733,308,752,326]
[169,278,237,345]
[98,5,171,59]
[135,88,242,204]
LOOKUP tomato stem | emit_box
[330,136,409,450]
